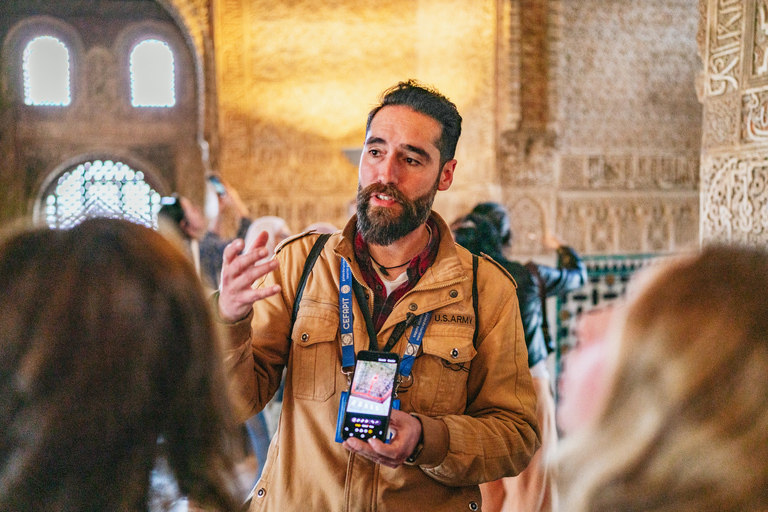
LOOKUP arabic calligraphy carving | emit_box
[708,0,743,95]
[743,91,768,141]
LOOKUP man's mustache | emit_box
[360,183,406,205]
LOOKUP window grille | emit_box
[23,35,71,106]
[43,160,162,229]
[130,39,175,107]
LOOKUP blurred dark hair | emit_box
[366,79,462,169]
[0,218,241,511]
[471,202,512,246]
[451,212,505,260]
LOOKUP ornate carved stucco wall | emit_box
[540,0,702,257]
[212,0,501,232]
[700,0,768,244]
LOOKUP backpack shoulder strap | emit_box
[291,233,332,327]
[472,254,479,349]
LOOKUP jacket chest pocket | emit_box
[290,311,339,402]
[409,326,477,416]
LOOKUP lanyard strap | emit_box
[339,258,431,377]
[399,311,431,378]
[338,259,356,370]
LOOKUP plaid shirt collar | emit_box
[353,217,440,332]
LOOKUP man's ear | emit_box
[437,159,457,191]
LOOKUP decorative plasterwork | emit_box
[706,0,744,96]
[559,154,700,191]
[558,197,699,254]
[702,154,768,243]
[743,0,768,88]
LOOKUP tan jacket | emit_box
[224,212,540,512]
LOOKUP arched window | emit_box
[130,39,175,107]
[43,160,162,229]
[23,35,71,106]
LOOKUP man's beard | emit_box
[356,181,438,246]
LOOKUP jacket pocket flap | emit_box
[291,312,338,347]
[421,330,476,363]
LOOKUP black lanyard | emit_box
[350,275,418,353]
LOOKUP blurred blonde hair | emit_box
[557,245,768,512]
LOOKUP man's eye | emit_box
[369,149,380,156]
[405,157,420,165]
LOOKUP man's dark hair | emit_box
[471,202,512,247]
[452,213,504,261]
[366,79,462,168]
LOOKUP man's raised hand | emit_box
[218,230,281,323]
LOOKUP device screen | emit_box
[342,352,398,441]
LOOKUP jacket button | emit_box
[469,502,478,511]
[449,289,458,298]
[257,488,266,498]
[301,333,309,341]
[408,303,418,311]
[451,348,459,358]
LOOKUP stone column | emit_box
[700,0,768,244]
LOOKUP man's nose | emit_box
[376,154,398,184]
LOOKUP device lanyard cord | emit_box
[339,259,431,377]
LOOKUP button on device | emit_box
[451,348,459,358]
[449,289,458,298]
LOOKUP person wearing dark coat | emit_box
[452,203,586,512]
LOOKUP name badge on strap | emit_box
[339,259,356,371]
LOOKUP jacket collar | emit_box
[334,211,468,290]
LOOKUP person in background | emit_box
[242,216,292,265]
[304,221,339,234]
[0,218,256,512]
[216,80,540,511]
[453,203,586,512]
[157,194,207,276]
[557,245,768,512]
[200,175,252,289]
[556,306,614,436]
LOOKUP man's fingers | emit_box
[222,239,246,265]
[246,230,270,254]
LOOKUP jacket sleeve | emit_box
[535,245,587,297]
[219,244,298,423]
[419,264,542,485]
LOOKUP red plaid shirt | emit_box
[353,217,440,332]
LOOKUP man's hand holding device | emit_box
[343,409,423,468]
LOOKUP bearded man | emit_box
[216,80,540,512]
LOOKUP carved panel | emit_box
[558,154,699,191]
[742,90,768,142]
[558,196,699,254]
[508,196,547,255]
[558,0,702,152]
[84,47,118,117]
[500,130,555,187]
[703,92,741,147]
[707,0,744,96]
[702,154,768,244]
[744,0,768,87]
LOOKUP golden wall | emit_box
[213,0,502,232]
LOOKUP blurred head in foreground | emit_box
[557,245,768,512]
[0,218,241,511]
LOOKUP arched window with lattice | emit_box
[41,159,163,229]
[23,35,71,106]
[130,39,175,107]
